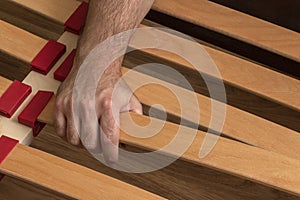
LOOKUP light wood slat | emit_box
[0,76,12,96]
[0,20,47,63]
[10,0,81,24]
[38,106,300,196]
[121,68,300,160]
[0,144,165,200]
[1,18,300,115]
[27,125,300,200]
[7,0,300,64]
[3,0,299,112]
[1,14,299,160]
[2,13,299,114]
[37,66,300,161]
[134,24,300,112]
[152,0,300,63]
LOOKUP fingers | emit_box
[100,104,119,166]
[80,98,102,153]
[55,96,81,146]
[66,115,80,146]
[129,95,143,114]
[55,110,67,139]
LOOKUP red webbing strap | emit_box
[0,136,19,181]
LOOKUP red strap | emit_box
[18,91,54,136]
[0,136,18,181]
[64,2,89,34]
[0,81,32,118]
[54,49,76,81]
[30,40,66,75]
[0,136,18,164]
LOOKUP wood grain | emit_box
[0,144,165,200]
[133,24,300,112]
[152,0,300,63]
[0,76,12,96]
[1,19,299,135]
[37,99,300,196]
[10,0,81,24]
[0,20,47,63]
[122,68,300,160]
[2,1,299,114]
[37,67,300,161]
[3,20,299,160]
[24,124,300,200]
[6,0,300,64]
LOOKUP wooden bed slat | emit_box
[133,24,300,112]
[6,0,300,65]
[0,143,164,200]
[2,12,299,115]
[37,101,300,196]
[0,20,47,63]
[121,68,300,160]
[152,0,300,63]
[36,67,300,165]
[10,0,81,25]
[0,77,12,96]
[1,21,299,160]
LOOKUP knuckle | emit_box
[55,97,63,111]
[100,97,112,111]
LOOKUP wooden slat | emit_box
[26,125,300,200]
[0,143,164,200]
[37,67,300,162]
[6,0,300,65]
[2,15,300,118]
[0,76,12,96]
[152,0,300,63]
[1,20,299,160]
[2,3,299,131]
[121,68,300,160]
[37,105,300,196]
[0,20,47,63]
[10,0,81,24]
[134,24,300,112]
[3,0,299,114]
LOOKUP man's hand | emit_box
[54,0,153,165]
[55,65,142,165]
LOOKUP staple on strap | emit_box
[54,49,76,81]
[64,2,89,34]
[30,40,66,75]
[0,81,32,118]
[18,91,54,136]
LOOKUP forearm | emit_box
[73,0,154,74]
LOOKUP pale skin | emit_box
[55,0,154,165]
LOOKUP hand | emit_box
[54,66,142,165]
